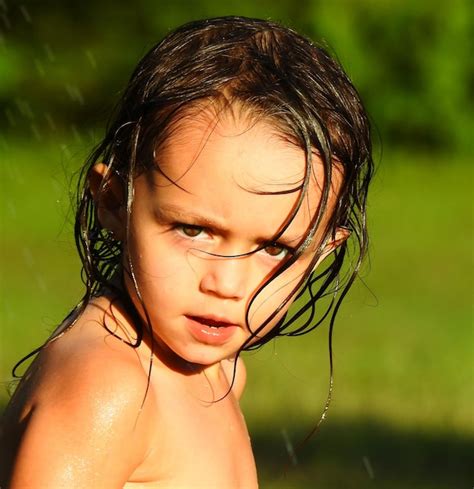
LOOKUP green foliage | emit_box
[1,0,472,152]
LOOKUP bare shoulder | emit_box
[2,300,156,488]
[222,356,247,400]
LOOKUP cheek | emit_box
[245,259,311,337]
[125,233,197,290]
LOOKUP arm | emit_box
[7,348,152,488]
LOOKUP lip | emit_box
[185,315,239,346]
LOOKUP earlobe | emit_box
[89,163,126,240]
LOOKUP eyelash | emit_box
[174,223,295,260]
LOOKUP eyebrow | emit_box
[155,203,229,232]
[156,203,308,247]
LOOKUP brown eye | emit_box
[179,225,203,238]
[263,243,288,258]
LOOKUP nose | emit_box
[199,255,249,300]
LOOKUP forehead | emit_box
[141,109,336,244]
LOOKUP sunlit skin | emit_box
[118,109,341,378]
[1,109,345,488]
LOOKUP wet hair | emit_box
[14,16,373,405]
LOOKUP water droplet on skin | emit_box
[19,4,32,23]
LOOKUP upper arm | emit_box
[222,356,247,400]
[7,350,152,488]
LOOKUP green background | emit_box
[1,1,472,487]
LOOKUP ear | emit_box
[89,163,126,240]
[314,226,351,268]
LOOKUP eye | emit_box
[262,242,293,260]
[176,224,205,238]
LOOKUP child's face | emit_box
[121,109,340,367]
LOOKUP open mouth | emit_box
[188,316,235,328]
[186,315,239,345]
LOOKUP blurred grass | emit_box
[0,137,472,487]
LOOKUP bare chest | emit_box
[126,381,258,488]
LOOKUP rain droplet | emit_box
[43,43,55,62]
[14,98,34,120]
[45,112,56,131]
[85,49,97,69]
[5,107,16,126]
[281,428,298,466]
[1,12,11,29]
[22,246,35,268]
[30,123,42,141]
[35,274,47,293]
[362,455,375,479]
[34,58,45,77]
[0,0,7,13]
[19,4,31,23]
[71,124,82,144]
[7,200,17,218]
[60,144,72,159]
[65,84,84,105]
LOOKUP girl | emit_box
[1,16,373,488]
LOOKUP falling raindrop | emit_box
[281,428,298,466]
[35,274,47,293]
[14,98,34,120]
[7,200,17,218]
[0,134,9,152]
[22,246,35,268]
[19,4,31,23]
[11,163,25,184]
[34,58,45,77]
[65,84,84,105]
[45,112,56,131]
[362,455,375,479]
[30,122,42,141]
[1,11,11,29]
[0,0,7,12]
[60,144,72,160]
[85,49,97,69]
[5,107,16,127]
[43,43,55,62]
[71,124,82,144]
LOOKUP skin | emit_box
[0,108,346,488]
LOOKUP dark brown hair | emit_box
[14,17,373,397]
